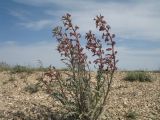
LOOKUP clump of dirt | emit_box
[0,71,159,120]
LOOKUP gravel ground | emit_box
[0,71,159,120]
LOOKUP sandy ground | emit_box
[0,71,159,120]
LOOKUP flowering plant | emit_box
[42,13,118,120]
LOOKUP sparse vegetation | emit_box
[124,71,152,82]
[0,62,11,71]
[24,83,40,94]
[0,62,49,73]
[125,110,137,120]
[10,65,33,74]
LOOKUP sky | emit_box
[0,0,160,70]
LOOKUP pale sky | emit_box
[0,0,160,70]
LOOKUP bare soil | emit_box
[0,71,159,120]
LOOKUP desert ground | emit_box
[0,71,159,120]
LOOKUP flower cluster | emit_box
[85,15,118,71]
[53,13,87,68]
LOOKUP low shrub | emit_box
[0,62,49,72]
[24,83,40,94]
[10,65,33,74]
[125,109,138,120]
[124,71,152,82]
